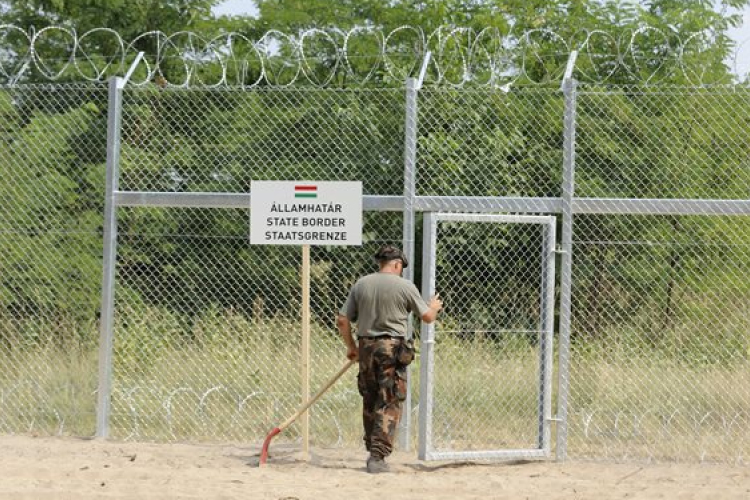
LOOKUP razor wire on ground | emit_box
[1,24,749,87]
[1,378,746,463]
[0,78,749,464]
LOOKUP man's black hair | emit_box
[374,244,408,268]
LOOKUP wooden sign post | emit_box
[300,243,310,453]
[251,181,362,457]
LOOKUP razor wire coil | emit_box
[1,24,749,87]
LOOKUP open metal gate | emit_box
[418,213,557,461]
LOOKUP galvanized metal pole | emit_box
[399,77,419,450]
[417,212,437,460]
[556,77,578,460]
[539,219,556,455]
[96,76,124,438]
[402,77,419,289]
[301,244,311,457]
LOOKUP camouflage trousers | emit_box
[357,336,408,459]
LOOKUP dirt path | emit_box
[0,435,748,499]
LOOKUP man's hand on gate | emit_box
[421,293,443,324]
[429,293,443,313]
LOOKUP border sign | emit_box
[250,180,362,459]
[250,181,363,246]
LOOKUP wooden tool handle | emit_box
[278,359,356,431]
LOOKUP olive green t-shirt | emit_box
[339,272,430,338]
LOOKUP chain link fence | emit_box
[416,88,564,199]
[112,87,406,446]
[0,84,107,436]
[0,81,749,463]
[570,86,750,462]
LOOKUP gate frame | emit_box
[417,212,557,461]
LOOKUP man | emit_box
[337,244,442,474]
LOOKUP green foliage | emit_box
[0,88,105,330]
[1,0,220,39]
[0,92,21,138]
[0,0,229,84]
[418,88,564,197]
[1,1,750,361]
[570,86,750,351]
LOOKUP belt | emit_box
[362,333,404,340]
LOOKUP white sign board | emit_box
[250,181,362,246]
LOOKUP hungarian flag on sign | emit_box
[294,185,317,198]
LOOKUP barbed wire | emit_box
[0,24,748,87]
[0,380,746,463]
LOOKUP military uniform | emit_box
[340,271,427,463]
[357,336,409,458]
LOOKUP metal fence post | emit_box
[400,77,419,450]
[556,77,578,461]
[539,219,557,454]
[96,76,124,438]
[417,212,437,460]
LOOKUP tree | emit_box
[0,87,106,344]
[2,0,749,353]
[0,0,228,84]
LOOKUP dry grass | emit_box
[1,310,748,462]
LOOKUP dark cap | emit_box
[374,244,408,268]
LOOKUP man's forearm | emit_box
[341,326,356,350]
[337,315,356,349]
[421,307,439,324]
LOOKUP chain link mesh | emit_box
[416,87,563,199]
[576,87,750,199]
[110,208,402,445]
[570,214,750,462]
[570,86,750,462]
[1,82,749,463]
[0,84,107,436]
[119,88,406,194]
[426,219,548,453]
[112,87,406,446]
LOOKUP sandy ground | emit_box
[0,435,748,500]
